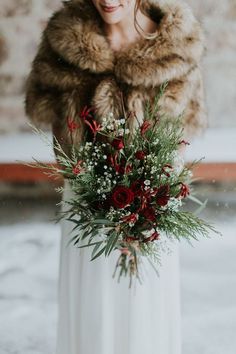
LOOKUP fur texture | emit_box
[0,35,7,65]
[24,0,208,148]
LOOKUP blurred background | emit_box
[0,1,235,353]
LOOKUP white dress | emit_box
[55,179,182,354]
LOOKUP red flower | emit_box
[140,120,152,136]
[111,186,134,209]
[84,119,101,136]
[135,150,146,160]
[121,213,138,224]
[176,183,190,199]
[156,185,170,206]
[130,180,145,196]
[79,106,95,121]
[143,231,160,243]
[141,207,156,222]
[67,117,79,132]
[72,160,83,175]
[111,137,124,150]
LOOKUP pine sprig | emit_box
[159,210,220,243]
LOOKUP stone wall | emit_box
[0,0,61,133]
[0,0,235,133]
[187,0,236,129]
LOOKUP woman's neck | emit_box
[103,8,157,51]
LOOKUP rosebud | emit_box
[140,120,152,136]
[135,150,146,160]
[111,137,124,150]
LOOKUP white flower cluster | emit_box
[79,141,93,152]
[150,166,158,174]
[152,138,159,146]
[137,167,144,174]
[106,207,127,222]
[100,113,129,135]
[145,153,162,176]
[162,197,182,211]
[146,153,157,163]
[172,152,185,175]
[144,179,153,191]
[117,128,130,136]
[80,143,102,171]
[96,173,115,198]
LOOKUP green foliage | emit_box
[24,84,221,287]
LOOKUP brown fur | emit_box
[0,34,7,65]
[24,0,208,148]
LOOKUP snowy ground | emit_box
[0,196,235,354]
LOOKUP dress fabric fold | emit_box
[55,179,182,354]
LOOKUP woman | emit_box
[24,1,207,353]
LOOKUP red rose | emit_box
[130,180,145,196]
[111,186,134,209]
[135,150,146,160]
[141,207,156,222]
[156,185,170,206]
[176,183,190,199]
[111,137,124,150]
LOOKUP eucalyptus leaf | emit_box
[90,245,107,261]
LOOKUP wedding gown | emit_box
[55,178,182,354]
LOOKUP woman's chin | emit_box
[101,15,124,25]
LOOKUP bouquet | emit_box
[27,84,219,287]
